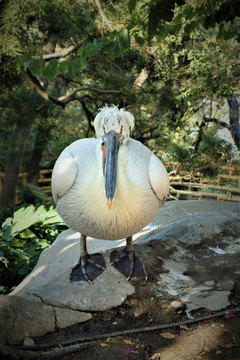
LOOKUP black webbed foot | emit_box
[110,248,147,280]
[70,253,106,283]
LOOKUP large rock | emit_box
[0,296,55,345]
[10,236,135,312]
[1,200,239,345]
[0,296,92,345]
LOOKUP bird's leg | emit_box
[70,234,106,283]
[126,236,134,279]
[110,236,147,280]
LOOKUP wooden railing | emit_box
[0,164,240,204]
[166,163,240,202]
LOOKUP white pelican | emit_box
[52,105,169,282]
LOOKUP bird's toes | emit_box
[70,253,106,283]
[110,249,147,280]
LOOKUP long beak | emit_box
[103,132,118,209]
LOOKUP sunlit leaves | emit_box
[0,205,67,292]
[119,29,131,49]
[22,28,132,80]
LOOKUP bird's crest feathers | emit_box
[94,105,135,144]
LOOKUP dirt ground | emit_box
[28,272,240,360]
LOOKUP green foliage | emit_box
[163,124,236,177]
[0,205,67,294]
[196,127,235,170]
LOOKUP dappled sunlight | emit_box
[10,265,46,295]
[58,241,78,255]
[151,320,225,360]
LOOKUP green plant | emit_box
[0,205,67,294]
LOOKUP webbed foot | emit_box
[110,248,147,280]
[70,253,106,283]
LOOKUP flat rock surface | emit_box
[1,200,240,349]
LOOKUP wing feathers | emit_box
[148,154,169,203]
[51,151,78,203]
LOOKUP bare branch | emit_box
[25,68,66,108]
[204,116,232,128]
[58,87,129,102]
[26,69,130,107]
[79,100,95,137]
[94,0,113,31]
[33,45,76,61]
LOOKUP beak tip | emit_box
[107,199,112,210]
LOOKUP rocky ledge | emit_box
[0,200,239,345]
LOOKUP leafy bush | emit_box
[0,205,67,294]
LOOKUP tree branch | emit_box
[79,100,95,137]
[58,86,129,102]
[26,68,133,107]
[33,45,76,61]
[94,0,113,31]
[25,68,66,108]
[204,116,232,129]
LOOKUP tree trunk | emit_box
[24,124,51,203]
[0,120,32,211]
[227,96,240,149]
[193,118,206,152]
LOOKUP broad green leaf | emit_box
[59,60,69,73]
[85,43,95,57]
[29,59,45,76]
[17,54,32,67]
[79,53,87,68]
[93,39,102,51]
[0,205,67,292]
[44,59,58,80]
[119,29,130,49]
[113,38,122,58]
[77,46,85,56]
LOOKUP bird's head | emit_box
[94,105,135,209]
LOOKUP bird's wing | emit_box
[148,154,169,203]
[51,149,78,203]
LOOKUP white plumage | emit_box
[52,105,169,282]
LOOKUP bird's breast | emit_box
[56,141,159,240]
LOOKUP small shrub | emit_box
[0,205,67,294]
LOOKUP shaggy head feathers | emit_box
[94,105,135,144]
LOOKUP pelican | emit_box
[52,105,169,283]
